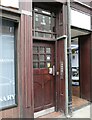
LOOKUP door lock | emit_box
[56,71,59,75]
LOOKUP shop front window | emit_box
[0,19,17,109]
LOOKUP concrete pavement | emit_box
[60,104,91,118]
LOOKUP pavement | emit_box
[37,104,91,119]
[59,104,91,119]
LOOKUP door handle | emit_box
[49,68,53,74]
[48,65,55,76]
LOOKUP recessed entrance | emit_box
[71,28,91,110]
[33,41,55,113]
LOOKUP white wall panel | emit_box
[1,0,19,8]
[71,9,91,30]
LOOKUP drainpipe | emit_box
[67,0,72,117]
[64,35,69,117]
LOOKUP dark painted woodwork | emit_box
[56,39,65,112]
[91,33,92,102]
[19,1,34,118]
[55,6,63,37]
[79,34,91,101]
[55,4,67,37]
[33,41,55,112]
[33,2,63,13]
[55,4,67,112]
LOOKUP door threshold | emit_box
[34,107,55,118]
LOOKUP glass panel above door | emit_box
[35,13,51,32]
[33,8,56,39]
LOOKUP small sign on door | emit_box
[60,61,63,80]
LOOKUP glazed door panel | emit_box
[33,42,55,112]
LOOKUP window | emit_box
[33,8,56,39]
[33,46,51,68]
[0,19,17,109]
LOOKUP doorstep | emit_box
[34,107,55,118]
[39,111,63,118]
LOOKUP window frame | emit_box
[32,7,56,39]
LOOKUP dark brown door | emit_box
[56,38,65,112]
[79,34,91,101]
[33,41,55,112]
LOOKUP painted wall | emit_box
[71,9,91,30]
[1,0,19,8]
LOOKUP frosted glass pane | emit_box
[0,20,16,109]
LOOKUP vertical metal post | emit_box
[64,36,69,117]
[67,0,72,116]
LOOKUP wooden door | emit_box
[79,34,91,101]
[56,38,65,112]
[33,41,55,112]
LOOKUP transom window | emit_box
[33,46,51,68]
[33,8,56,39]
